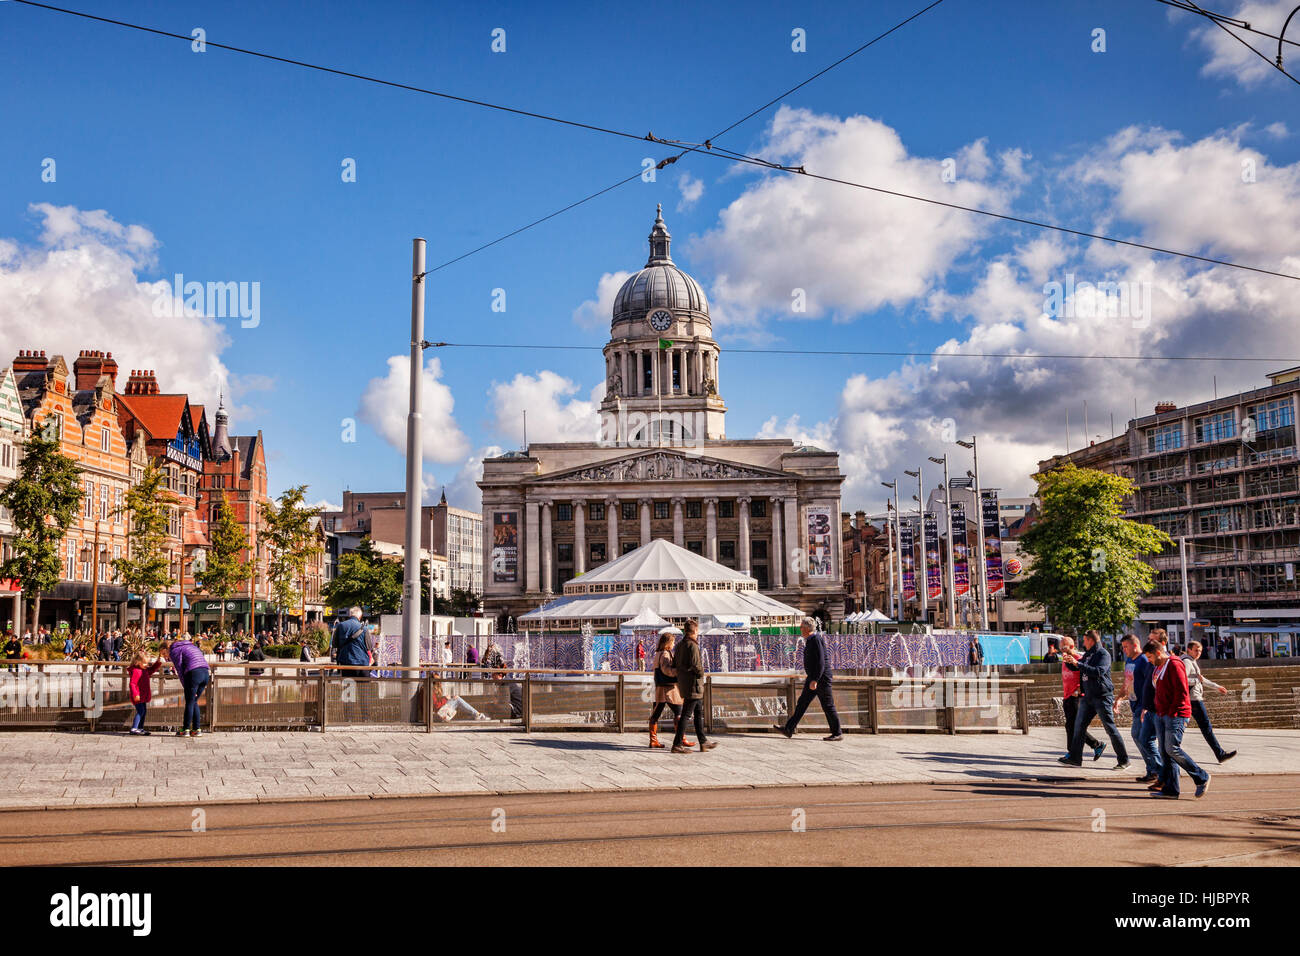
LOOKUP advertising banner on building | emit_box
[492,511,518,583]
[899,517,917,602]
[805,505,834,579]
[950,501,969,597]
[982,490,1004,595]
[924,512,942,601]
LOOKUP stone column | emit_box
[784,497,800,587]
[737,495,752,574]
[540,500,553,594]
[525,499,540,592]
[640,497,652,546]
[573,498,586,575]
[635,351,643,396]
[770,496,784,588]
[672,496,685,547]
[705,497,718,563]
[606,496,619,562]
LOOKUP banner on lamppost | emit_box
[924,512,942,601]
[899,517,917,602]
[982,490,1004,595]
[950,501,970,596]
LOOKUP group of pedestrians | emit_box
[1057,626,1238,799]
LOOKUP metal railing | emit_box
[0,661,1032,736]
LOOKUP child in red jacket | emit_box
[129,650,163,736]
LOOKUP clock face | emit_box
[648,309,673,332]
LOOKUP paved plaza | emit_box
[1,727,1296,811]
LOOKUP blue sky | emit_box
[3,0,1299,513]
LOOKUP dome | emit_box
[612,207,710,325]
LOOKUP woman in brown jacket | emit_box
[649,632,694,749]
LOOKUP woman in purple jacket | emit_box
[164,638,211,737]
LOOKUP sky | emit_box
[2,0,1299,516]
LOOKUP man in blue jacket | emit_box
[1125,632,1163,783]
[330,607,373,669]
[774,617,842,741]
[1061,629,1130,769]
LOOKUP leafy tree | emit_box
[113,461,174,618]
[321,537,403,615]
[258,485,322,634]
[0,419,82,632]
[194,491,247,635]
[1018,464,1172,635]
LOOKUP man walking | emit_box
[1117,634,1162,783]
[1182,640,1237,764]
[330,607,373,670]
[1147,639,1211,799]
[670,619,716,753]
[774,617,843,741]
[1060,630,1130,769]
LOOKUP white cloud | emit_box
[358,354,470,464]
[0,203,234,414]
[676,173,705,211]
[690,106,1014,327]
[572,270,632,330]
[487,371,602,444]
[1189,2,1297,87]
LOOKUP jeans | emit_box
[672,697,706,748]
[182,667,210,732]
[131,702,147,731]
[1189,700,1227,761]
[1063,696,1102,751]
[1067,694,1129,763]
[449,696,482,720]
[1156,714,1208,796]
[1132,708,1163,776]
[784,680,842,736]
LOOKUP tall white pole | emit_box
[941,456,955,628]
[885,512,895,618]
[965,437,990,630]
[894,482,904,619]
[916,466,925,625]
[1180,535,1192,643]
[403,239,426,674]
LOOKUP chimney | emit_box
[124,369,160,396]
[1154,400,1177,414]
[73,350,119,391]
[11,349,48,376]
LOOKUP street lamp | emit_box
[956,437,990,630]
[78,521,107,637]
[928,455,956,628]
[881,480,903,619]
[905,466,925,624]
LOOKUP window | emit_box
[1194,412,1235,444]
[1146,423,1184,454]
[100,427,110,452]
[622,541,637,555]
[719,541,736,561]
[718,500,734,518]
[99,484,108,519]
[555,503,572,522]
[622,502,636,521]
[687,540,703,555]
[1196,507,1241,534]
[356,501,365,512]
[588,502,604,521]
[686,500,701,519]
[83,481,93,518]
[654,501,669,519]
[114,488,123,522]
[67,540,77,579]
[750,499,766,518]
[557,543,573,563]
[1248,399,1294,434]
[590,542,606,563]
[751,539,768,560]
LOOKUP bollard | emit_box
[616,673,625,733]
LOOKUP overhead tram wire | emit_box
[1159,0,1300,88]
[20,0,1297,282]
[1152,0,1300,51]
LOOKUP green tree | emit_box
[0,419,82,633]
[321,537,403,615]
[194,490,248,635]
[1017,463,1172,635]
[258,485,322,633]
[113,461,173,619]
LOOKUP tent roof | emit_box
[620,607,670,628]
[565,538,755,592]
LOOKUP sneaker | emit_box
[1219,750,1237,763]
[1057,756,1082,766]
[1149,791,1179,799]
[1136,773,1158,783]
[1147,780,1165,791]
[1114,761,1131,771]
[129,728,144,735]
[1195,774,1211,798]
[139,730,152,736]
[670,745,690,754]
[474,713,491,721]
[189,729,202,738]
[772,723,793,739]
[700,741,718,752]
[823,734,843,742]
[1092,743,1107,761]
[176,730,188,737]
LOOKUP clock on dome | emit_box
[648,309,673,333]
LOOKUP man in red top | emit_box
[1144,640,1210,799]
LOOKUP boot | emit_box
[674,718,696,748]
[649,718,664,749]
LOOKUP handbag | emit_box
[653,666,676,688]
[437,701,458,721]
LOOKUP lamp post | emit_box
[904,466,923,624]
[78,520,107,638]
[956,437,989,630]
[929,455,956,628]
[881,481,898,619]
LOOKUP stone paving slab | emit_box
[0,727,1296,810]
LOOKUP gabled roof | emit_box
[117,392,190,442]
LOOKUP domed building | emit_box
[479,209,846,624]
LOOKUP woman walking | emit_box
[648,631,694,750]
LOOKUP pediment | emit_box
[530,449,788,484]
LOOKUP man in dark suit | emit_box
[774,617,842,741]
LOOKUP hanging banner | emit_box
[492,511,519,583]
[924,512,942,601]
[982,490,1004,595]
[899,517,917,602]
[950,501,969,597]
[805,505,834,579]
